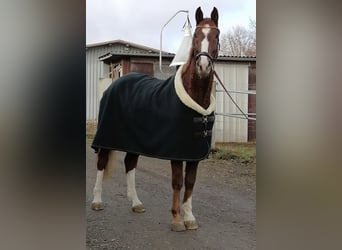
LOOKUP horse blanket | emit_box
[91,65,216,161]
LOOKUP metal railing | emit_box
[214,72,256,121]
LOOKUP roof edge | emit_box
[86,39,173,55]
[217,55,256,62]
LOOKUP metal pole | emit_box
[215,112,257,121]
[216,89,256,95]
[159,10,189,73]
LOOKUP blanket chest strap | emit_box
[193,115,215,124]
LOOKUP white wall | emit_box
[213,63,249,142]
[86,46,113,120]
[97,78,113,115]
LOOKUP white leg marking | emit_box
[93,170,104,203]
[126,169,143,207]
[183,196,196,222]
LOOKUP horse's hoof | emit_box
[132,204,146,213]
[171,222,186,232]
[184,220,199,230]
[91,202,104,211]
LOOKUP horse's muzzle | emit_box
[195,51,214,78]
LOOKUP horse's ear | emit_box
[211,7,219,27]
[195,7,203,25]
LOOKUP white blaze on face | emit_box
[199,24,211,70]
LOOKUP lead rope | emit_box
[213,70,250,120]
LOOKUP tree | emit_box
[247,18,256,56]
[220,19,256,57]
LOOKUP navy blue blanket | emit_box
[91,66,215,161]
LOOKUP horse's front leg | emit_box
[183,161,199,230]
[125,152,145,213]
[171,160,186,231]
[91,148,109,210]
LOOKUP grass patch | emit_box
[86,134,95,140]
[211,142,256,164]
[86,120,97,140]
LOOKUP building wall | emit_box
[213,62,249,142]
[86,45,175,120]
[97,78,113,106]
[93,58,175,123]
[86,46,114,120]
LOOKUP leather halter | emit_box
[195,51,214,61]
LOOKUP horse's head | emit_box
[192,7,219,79]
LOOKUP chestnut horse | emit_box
[91,7,219,232]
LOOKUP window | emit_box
[109,63,122,80]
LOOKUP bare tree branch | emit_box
[219,20,256,57]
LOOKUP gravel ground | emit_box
[86,140,256,249]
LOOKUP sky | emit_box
[86,0,255,53]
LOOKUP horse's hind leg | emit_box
[125,152,145,213]
[183,161,199,230]
[91,148,109,211]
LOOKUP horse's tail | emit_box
[103,150,116,179]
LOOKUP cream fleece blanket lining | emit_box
[174,65,216,116]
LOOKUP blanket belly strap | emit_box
[194,130,213,138]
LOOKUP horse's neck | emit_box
[181,61,213,109]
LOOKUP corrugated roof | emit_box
[87,39,256,62]
[99,52,174,62]
[217,55,256,62]
[86,39,173,55]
